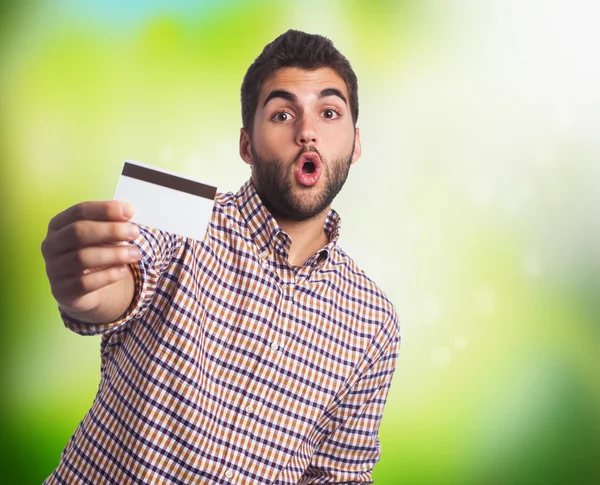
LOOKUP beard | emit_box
[251,143,354,222]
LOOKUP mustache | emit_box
[292,146,322,166]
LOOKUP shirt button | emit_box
[245,405,254,414]
[225,469,234,479]
[270,341,279,351]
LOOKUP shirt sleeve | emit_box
[298,312,401,484]
[60,225,183,336]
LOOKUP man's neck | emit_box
[275,210,330,267]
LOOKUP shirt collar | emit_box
[235,179,342,266]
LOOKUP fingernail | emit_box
[122,204,134,218]
[129,224,140,239]
[128,247,139,260]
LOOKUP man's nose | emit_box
[295,115,318,146]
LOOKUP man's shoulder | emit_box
[331,246,399,329]
[213,188,252,221]
[203,189,259,254]
[214,189,236,210]
[210,190,244,226]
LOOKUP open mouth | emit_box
[295,152,322,186]
[302,160,316,174]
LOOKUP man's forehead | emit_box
[259,67,349,100]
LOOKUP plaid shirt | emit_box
[45,179,400,485]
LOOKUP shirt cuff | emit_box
[60,259,148,336]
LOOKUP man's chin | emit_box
[262,194,326,222]
[285,197,331,221]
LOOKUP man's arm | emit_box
[299,316,400,484]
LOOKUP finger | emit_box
[48,200,135,233]
[43,221,140,257]
[46,244,141,278]
[52,265,131,302]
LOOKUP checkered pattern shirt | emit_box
[45,179,400,485]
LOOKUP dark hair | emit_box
[241,29,359,133]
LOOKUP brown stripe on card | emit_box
[122,162,217,200]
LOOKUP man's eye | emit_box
[273,112,292,122]
[322,109,340,119]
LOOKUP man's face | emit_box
[239,67,361,221]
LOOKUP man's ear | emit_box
[351,127,362,165]
[239,128,253,165]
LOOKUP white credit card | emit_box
[114,159,217,241]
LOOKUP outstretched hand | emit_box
[41,200,141,322]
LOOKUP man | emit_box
[41,30,400,484]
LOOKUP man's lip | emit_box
[295,151,322,171]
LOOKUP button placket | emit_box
[267,337,284,367]
[233,263,297,477]
[266,277,293,362]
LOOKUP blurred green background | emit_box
[1,0,598,483]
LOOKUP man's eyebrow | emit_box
[263,90,297,107]
[319,88,347,105]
